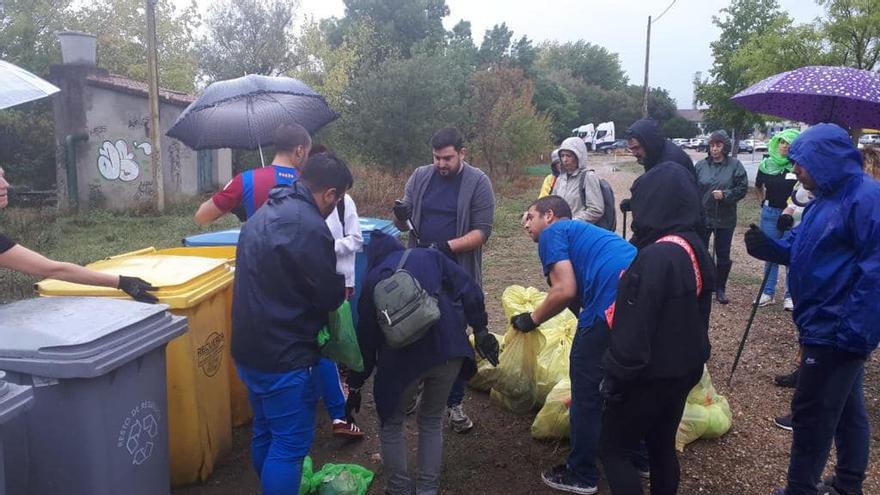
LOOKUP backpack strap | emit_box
[655,235,703,296]
[396,249,413,271]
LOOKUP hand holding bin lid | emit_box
[35,254,235,486]
[0,297,186,495]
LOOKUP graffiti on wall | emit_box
[96,139,152,182]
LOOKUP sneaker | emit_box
[638,469,651,479]
[540,464,598,495]
[332,419,365,439]
[816,476,844,495]
[715,289,730,305]
[447,404,474,434]
[784,297,794,311]
[774,413,793,431]
[757,293,775,307]
[774,369,799,388]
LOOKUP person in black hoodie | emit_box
[599,162,714,495]
[624,119,695,176]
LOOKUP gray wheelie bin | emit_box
[0,297,186,495]
[0,371,33,495]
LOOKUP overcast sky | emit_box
[189,0,827,109]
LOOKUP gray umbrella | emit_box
[166,74,338,150]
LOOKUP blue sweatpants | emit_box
[237,364,319,495]
[317,357,346,421]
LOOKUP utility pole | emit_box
[145,0,164,212]
[642,15,651,119]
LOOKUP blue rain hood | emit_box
[789,123,864,197]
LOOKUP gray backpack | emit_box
[373,249,441,349]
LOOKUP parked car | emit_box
[602,139,628,154]
[859,134,880,146]
[672,138,689,147]
[689,137,708,152]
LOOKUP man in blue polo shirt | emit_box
[513,195,636,495]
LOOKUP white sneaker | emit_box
[757,293,775,307]
[783,297,794,311]
[447,404,474,434]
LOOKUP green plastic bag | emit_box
[320,301,364,372]
[300,456,314,495]
[313,463,375,495]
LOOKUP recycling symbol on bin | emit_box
[126,413,159,465]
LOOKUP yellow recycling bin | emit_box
[153,246,251,427]
[37,254,234,486]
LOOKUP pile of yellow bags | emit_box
[675,365,732,451]
[469,286,576,417]
[470,286,733,445]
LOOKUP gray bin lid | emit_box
[0,371,34,424]
[0,297,187,378]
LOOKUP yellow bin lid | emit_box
[37,254,233,309]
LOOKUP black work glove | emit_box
[473,327,500,366]
[393,200,412,222]
[744,223,771,257]
[777,213,794,232]
[417,240,453,258]
[619,198,632,213]
[510,312,538,333]
[118,276,158,303]
[345,387,362,419]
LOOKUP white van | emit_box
[593,122,616,151]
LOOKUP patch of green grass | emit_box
[525,164,551,177]
[1,201,239,303]
[737,188,763,227]
[729,271,763,287]
[613,160,642,175]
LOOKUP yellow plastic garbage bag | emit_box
[676,403,710,451]
[468,333,501,391]
[535,320,575,403]
[531,378,572,440]
[704,396,732,439]
[492,286,547,414]
[677,365,733,450]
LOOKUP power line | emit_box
[653,0,678,23]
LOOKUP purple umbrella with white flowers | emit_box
[731,65,880,129]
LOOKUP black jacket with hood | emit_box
[626,119,696,177]
[603,162,714,386]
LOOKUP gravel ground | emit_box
[174,153,880,494]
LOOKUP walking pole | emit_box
[621,209,628,240]
[728,263,773,386]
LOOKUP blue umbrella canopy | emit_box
[731,65,880,129]
[0,59,60,110]
[167,74,338,150]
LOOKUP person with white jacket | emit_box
[551,137,604,224]
[325,193,364,297]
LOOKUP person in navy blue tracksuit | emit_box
[231,154,353,495]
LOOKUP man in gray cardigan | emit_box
[393,127,496,433]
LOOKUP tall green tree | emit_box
[323,0,448,59]
[197,0,300,82]
[696,0,787,146]
[343,52,470,168]
[729,17,829,84]
[535,41,627,90]
[478,23,513,66]
[70,0,199,92]
[818,0,880,70]
[467,66,552,174]
[0,0,72,74]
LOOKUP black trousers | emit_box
[599,368,703,495]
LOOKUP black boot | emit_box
[774,368,800,388]
[715,260,732,305]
